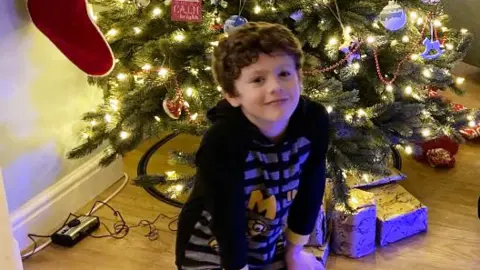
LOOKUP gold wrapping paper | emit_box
[331,189,376,258]
[367,183,428,246]
[304,234,330,267]
[346,168,406,189]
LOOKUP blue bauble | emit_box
[223,15,248,33]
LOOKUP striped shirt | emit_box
[176,97,329,270]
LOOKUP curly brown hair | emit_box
[212,22,304,96]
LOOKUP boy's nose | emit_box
[268,77,283,93]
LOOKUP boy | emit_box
[176,22,329,270]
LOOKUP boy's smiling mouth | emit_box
[265,98,289,105]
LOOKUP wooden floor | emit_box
[23,64,480,269]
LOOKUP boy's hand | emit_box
[285,250,324,270]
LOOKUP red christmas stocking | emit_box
[27,0,114,76]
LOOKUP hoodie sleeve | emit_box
[196,122,249,270]
[286,101,329,245]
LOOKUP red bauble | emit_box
[27,0,114,76]
[163,98,182,119]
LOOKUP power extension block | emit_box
[51,215,100,247]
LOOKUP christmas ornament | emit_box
[163,98,182,119]
[171,0,202,22]
[163,88,185,119]
[27,0,115,76]
[426,148,455,168]
[339,39,361,64]
[210,0,228,8]
[421,21,444,60]
[379,1,407,31]
[135,0,150,8]
[223,15,248,34]
[421,0,440,5]
[290,10,304,22]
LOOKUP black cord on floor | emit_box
[87,200,178,241]
[22,201,178,260]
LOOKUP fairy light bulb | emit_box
[165,171,176,178]
[174,33,186,42]
[217,86,223,92]
[372,21,380,29]
[405,146,413,155]
[410,54,419,61]
[154,116,161,122]
[386,84,393,92]
[190,113,198,121]
[422,128,431,137]
[402,36,410,43]
[120,131,129,140]
[133,27,142,34]
[358,109,366,116]
[254,5,262,14]
[456,77,465,85]
[105,114,112,123]
[345,26,352,35]
[405,86,413,95]
[441,27,448,32]
[186,87,194,97]
[107,29,118,36]
[152,7,162,17]
[417,18,424,26]
[352,62,361,70]
[446,44,454,50]
[367,36,376,44]
[467,115,475,121]
[210,41,219,46]
[110,99,119,111]
[117,73,127,81]
[328,37,338,45]
[90,120,97,126]
[461,28,468,34]
[345,114,353,121]
[158,68,168,77]
[142,64,152,71]
[423,69,432,78]
[433,20,442,27]
[82,133,89,139]
[175,184,184,192]
[469,120,476,127]
[410,12,418,20]
[327,106,333,113]
[183,101,190,108]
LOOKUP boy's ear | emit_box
[224,93,241,107]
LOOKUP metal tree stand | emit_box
[138,133,403,208]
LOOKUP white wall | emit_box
[0,0,104,213]
[444,1,480,67]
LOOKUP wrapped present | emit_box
[307,204,328,246]
[367,183,428,246]
[345,168,406,189]
[304,234,330,268]
[331,189,376,258]
[459,126,480,140]
[451,103,467,112]
[426,148,455,168]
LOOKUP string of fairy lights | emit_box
[84,1,473,194]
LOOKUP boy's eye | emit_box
[251,77,265,84]
[279,71,292,77]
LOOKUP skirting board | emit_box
[10,153,124,251]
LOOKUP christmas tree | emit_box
[68,0,474,202]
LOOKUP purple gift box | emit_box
[367,183,428,246]
[331,189,377,258]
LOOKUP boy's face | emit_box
[226,52,301,130]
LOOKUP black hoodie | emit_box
[176,96,329,270]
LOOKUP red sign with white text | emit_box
[171,0,202,22]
